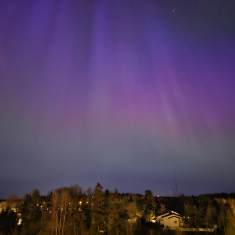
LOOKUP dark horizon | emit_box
[1,0,235,198]
[1,181,235,199]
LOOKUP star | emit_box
[171,8,176,14]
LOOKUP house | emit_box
[128,212,142,224]
[127,217,137,224]
[0,198,21,213]
[146,212,158,223]
[0,201,8,213]
[156,211,184,230]
[0,198,22,226]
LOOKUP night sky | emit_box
[0,0,235,197]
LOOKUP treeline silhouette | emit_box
[0,183,235,235]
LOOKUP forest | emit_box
[0,183,234,235]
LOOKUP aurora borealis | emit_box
[0,0,235,197]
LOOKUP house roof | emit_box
[157,210,182,220]
[163,215,182,220]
